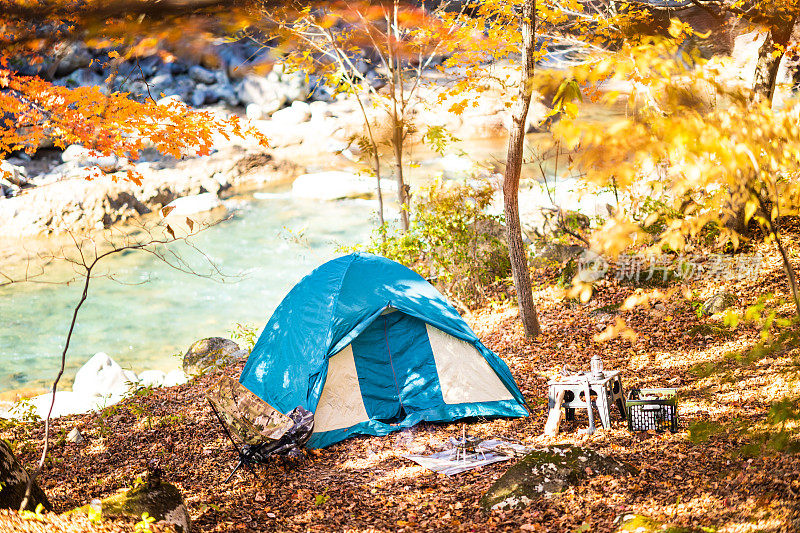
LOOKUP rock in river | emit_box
[163,192,224,216]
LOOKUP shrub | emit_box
[349,179,511,309]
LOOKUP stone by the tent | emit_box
[72,479,191,532]
[701,292,737,316]
[480,445,637,510]
[66,427,85,445]
[72,352,138,399]
[0,439,51,512]
[183,337,241,376]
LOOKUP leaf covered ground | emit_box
[2,240,800,533]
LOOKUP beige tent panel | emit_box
[313,345,370,433]
[426,324,513,405]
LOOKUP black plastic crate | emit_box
[626,388,678,433]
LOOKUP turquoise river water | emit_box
[0,191,377,396]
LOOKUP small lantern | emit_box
[590,354,604,378]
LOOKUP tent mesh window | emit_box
[626,388,678,433]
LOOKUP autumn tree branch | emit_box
[17,216,230,511]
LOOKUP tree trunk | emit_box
[753,31,781,102]
[753,17,797,103]
[774,231,800,317]
[389,0,410,232]
[786,20,800,95]
[393,110,410,231]
[504,0,540,338]
[374,150,386,230]
[754,188,800,317]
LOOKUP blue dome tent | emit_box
[239,253,529,448]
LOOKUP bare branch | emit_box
[15,215,233,509]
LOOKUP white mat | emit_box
[403,439,530,475]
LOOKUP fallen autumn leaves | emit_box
[1,239,799,532]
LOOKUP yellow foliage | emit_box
[620,289,668,311]
[551,35,800,255]
[593,317,638,344]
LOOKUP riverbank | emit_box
[0,56,523,241]
[0,51,566,401]
[2,236,798,532]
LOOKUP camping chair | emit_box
[207,375,314,482]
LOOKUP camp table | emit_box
[546,370,627,430]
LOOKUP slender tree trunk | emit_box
[21,262,92,511]
[744,180,800,317]
[504,0,540,337]
[754,188,800,317]
[357,106,385,231]
[392,107,409,231]
[389,1,410,232]
[361,103,384,231]
[374,151,385,229]
[774,232,800,317]
[753,31,780,102]
[753,17,797,103]
[786,20,800,95]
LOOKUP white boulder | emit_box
[164,193,224,216]
[61,144,89,163]
[1,160,27,186]
[163,369,188,387]
[246,102,266,120]
[28,391,97,419]
[271,100,312,125]
[245,100,284,120]
[309,100,333,122]
[292,171,395,201]
[236,74,289,107]
[137,370,167,388]
[61,145,126,171]
[72,352,137,399]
